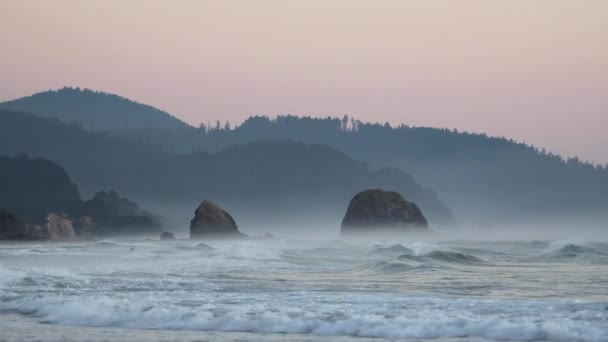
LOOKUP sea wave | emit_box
[423,250,486,264]
[370,244,414,256]
[353,250,487,275]
[173,243,215,252]
[0,295,605,341]
[536,241,608,263]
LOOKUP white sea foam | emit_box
[0,262,24,288]
[1,239,607,341]
[0,295,606,341]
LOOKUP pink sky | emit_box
[1,1,607,164]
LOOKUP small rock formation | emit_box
[341,189,428,234]
[0,209,28,240]
[44,213,77,240]
[190,200,244,239]
[160,231,176,240]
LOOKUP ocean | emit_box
[1,236,607,341]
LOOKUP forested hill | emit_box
[194,116,608,223]
[0,87,191,131]
[0,110,453,225]
[3,87,606,224]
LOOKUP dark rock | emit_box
[0,155,83,224]
[73,216,95,238]
[82,191,162,236]
[84,191,143,217]
[190,200,244,239]
[160,231,176,240]
[0,209,28,240]
[341,189,428,234]
[1,210,77,241]
[0,156,163,238]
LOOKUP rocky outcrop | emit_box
[44,213,77,240]
[190,200,244,239]
[0,156,163,239]
[82,191,162,236]
[1,210,77,240]
[0,155,83,224]
[341,189,428,234]
[0,209,28,240]
[84,191,143,217]
[160,231,176,240]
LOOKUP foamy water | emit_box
[1,237,607,341]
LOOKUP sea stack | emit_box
[341,189,428,234]
[160,231,176,240]
[190,200,244,239]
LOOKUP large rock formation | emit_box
[27,213,77,241]
[341,189,428,234]
[42,213,77,240]
[81,191,162,236]
[0,155,82,224]
[0,156,163,239]
[0,209,28,240]
[190,200,244,239]
[0,210,77,240]
[160,231,176,240]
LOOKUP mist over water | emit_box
[1,225,607,342]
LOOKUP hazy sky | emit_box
[1,1,607,163]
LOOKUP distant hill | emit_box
[194,116,608,224]
[4,87,606,224]
[0,110,452,226]
[0,87,191,131]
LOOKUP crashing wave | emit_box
[0,295,606,341]
[423,250,486,265]
[538,241,608,262]
[174,243,215,251]
[370,244,414,256]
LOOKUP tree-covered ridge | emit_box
[203,115,606,169]
[0,110,452,224]
[195,115,608,222]
[2,87,606,223]
[0,87,191,131]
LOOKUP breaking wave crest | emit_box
[2,239,608,341]
[0,295,605,341]
[423,250,486,264]
[370,244,414,256]
[354,249,487,275]
[537,241,608,263]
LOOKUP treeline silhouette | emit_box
[3,87,607,224]
[0,110,452,224]
[197,116,608,222]
[192,115,608,222]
